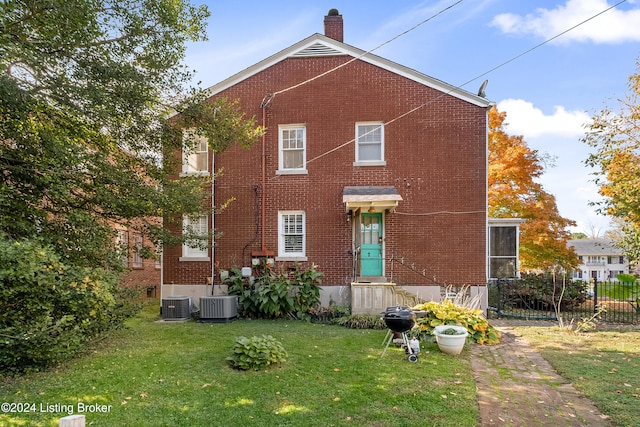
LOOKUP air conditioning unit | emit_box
[199,296,238,323]
[161,296,191,320]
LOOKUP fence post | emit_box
[593,278,598,314]
[496,279,503,317]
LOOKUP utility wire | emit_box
[302,0,628,169]
[457,0,628,90]
[269,0,630,217]
[271,0,465,97]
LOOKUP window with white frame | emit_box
[132,235,143,268]
[488,226,517,278]
[182,130,209,175]
[181,215,209,260]
[278,125,306,173]
[278,211,306,259]
[355,122,384,164]
[116,230,129,267]
[155,245,162,269]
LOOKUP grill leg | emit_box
[381,329,392,346]
[381,330,395,357]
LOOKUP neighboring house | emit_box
[568,239,629,282]
[116,227,161,296]
[162,10,495,313]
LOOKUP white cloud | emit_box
[497,98,589,138]
[491,0,640,44]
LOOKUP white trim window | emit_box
[181,215,209,260]
[132,235,144,268]
[277,211,306,260]
[182,130,209,175]
[488,226,517,278]
[116,229,129,267]
[354,122,385,165]
[278,124,307,174]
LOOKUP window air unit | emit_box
[161,296,191,320]
[199,296,239,323]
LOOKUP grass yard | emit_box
[0,302,478,427]
[513,325,640,427]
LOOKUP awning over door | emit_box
[342,186,402,212]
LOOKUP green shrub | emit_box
[0,238,140,374]
[226,263,323,320]
[227,335,288,371]
[616,273,637,284]
[309,305,351,323]
[331,314,386,330]
[291,265,322,321]
[413,300,501,344]
[509,274,589,310]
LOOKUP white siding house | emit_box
[568,239,629,281]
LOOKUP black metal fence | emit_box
[487,277,640,324]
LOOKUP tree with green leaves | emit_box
[1,0,262,268]
[488,106,579,272]
[583,59,640,263]
[0,0,262,372]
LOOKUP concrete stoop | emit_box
[351,279,419,314]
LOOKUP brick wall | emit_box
[163,55,487,287]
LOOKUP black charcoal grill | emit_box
[381,306,419,362]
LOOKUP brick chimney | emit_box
[324,9,343,42]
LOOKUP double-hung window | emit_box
[132,235,144,268]
[182,130,209,175]
[355,122,385,165]
[116,230,129,267]
[277,211,306,260]
[278,125,307,174]
[181,215,209,260]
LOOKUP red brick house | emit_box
[162,10,494,313]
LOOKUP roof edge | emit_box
[204,33,493,108]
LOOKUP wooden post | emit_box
[59,415,85,427]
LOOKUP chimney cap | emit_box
[328,8,340,16]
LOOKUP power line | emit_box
[300,0,628,169]
[272,0,465,97]
[457,0,628,90]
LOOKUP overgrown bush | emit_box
[226,263,322,320]
[331,313,386,329]
[498,274,588,311]
[616,273,637,284]
[227,335,287,371]
[309,305,351,323]
[413,300,501,344]
[0,238,140,374]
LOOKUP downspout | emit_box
[211,147,215,295]
[258,94,274,256]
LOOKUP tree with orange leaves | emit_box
[488,106,579,271]
[583,60,640,263]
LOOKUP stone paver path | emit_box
[471,324,612,426]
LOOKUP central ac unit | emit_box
[199,296,238,323]
[161,296,191,320]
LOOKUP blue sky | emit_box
[184,0,640,236]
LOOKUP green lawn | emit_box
[0,303,478,427]
[4,303,639,427]
[513,325,640,427]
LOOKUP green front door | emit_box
[360,213,383,276]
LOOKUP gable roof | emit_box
[568,239,623,256]
[205,33,493,108]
